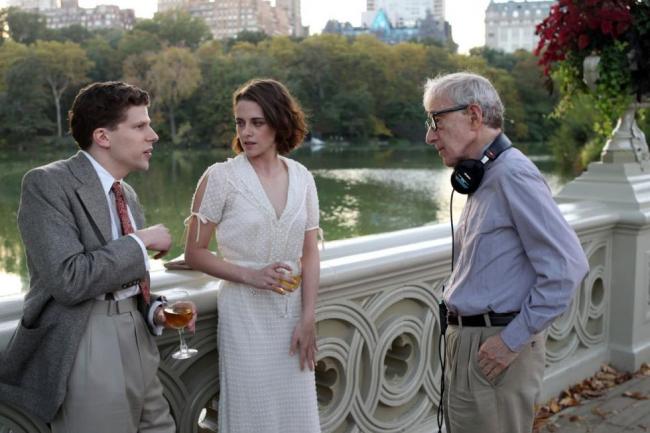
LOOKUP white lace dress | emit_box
[188,154,321,433]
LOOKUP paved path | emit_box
[539,374,650,432]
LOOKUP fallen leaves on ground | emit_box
[637,363,650,377]
[591,407,608,419]
[622,391,649,400]
[533,364,639,432]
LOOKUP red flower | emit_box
[615,21,629,36]
[601,20,613,35]
[535,0,637,76]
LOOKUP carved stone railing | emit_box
[0,202,620,433]
[4,171,650,432]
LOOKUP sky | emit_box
[1,0,493,54]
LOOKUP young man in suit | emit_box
[0,81,194,433]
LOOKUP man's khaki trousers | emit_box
[51,298,175,433]
[444,325,545,433]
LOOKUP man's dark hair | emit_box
[68,81,150,150]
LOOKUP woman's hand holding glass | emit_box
[276,261,302,295]
[248,262,299,295]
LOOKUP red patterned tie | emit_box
[112,181,151,304]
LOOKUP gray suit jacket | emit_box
[0,152,153,422]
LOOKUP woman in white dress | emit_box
[184,78,321,433]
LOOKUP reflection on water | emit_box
[0,146,567,296]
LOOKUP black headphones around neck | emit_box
[450,133,513,194]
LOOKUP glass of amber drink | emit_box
[278,261,302,317]
[164,291,198,359]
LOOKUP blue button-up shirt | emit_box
[444,147,589,352]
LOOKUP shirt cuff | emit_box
[500,315,532,352]
[148,299,166,336]
[129,233,150,271]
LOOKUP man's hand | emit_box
[136,224,172,259]
[477,333,519,382]
[154,301,198,333]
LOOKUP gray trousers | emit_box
[444,325,545,433]
[51,298,175,433]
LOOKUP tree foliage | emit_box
[147,46,202,142]
[0,54,53,147]
[0,5,602,171]
[6,7,47,44]
[32,40,93,137]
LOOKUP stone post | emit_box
[556,100,650,371]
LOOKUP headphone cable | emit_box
[436,189,455,433]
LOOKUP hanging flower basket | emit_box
[535,0,650,107]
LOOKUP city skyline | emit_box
[1,0,494,53]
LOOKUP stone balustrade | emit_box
[3,116,650,431]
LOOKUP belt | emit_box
[448,311,518,327]
[91,297,138,316]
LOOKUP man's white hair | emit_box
[423,72,504,129]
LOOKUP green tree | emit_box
[47,24,93,44]
[290,35,355,137]
[185,49,239,147]
[93,27,124,49]
[0,55,53,148]
[0,40,29,92]
[84,35,122,81]
[6,7,47,44]
[122,52,155,88]
[510,51,558,144]
[117,29,161,58]
[383,42,431,141]
[548,94,598,174]
[32,40,93,137]
[147,46,201,141]
[469,47,518,72]
[225,30,269,50]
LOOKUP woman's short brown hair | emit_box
[231,78,308,155]
[69,81,150,150]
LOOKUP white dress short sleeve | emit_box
[191,154,321,433]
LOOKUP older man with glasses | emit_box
[423,72,589,433]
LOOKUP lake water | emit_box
[0,145,567,296]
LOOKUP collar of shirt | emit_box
[81,152,149,301]
[81,150,122,196]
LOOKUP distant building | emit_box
[156,0,301,39]
[324,8,451,45]
[60,0,78,8]
[7,0,57,10]
[41,5,135,30]
[277,0,307,37]
[484,0,553,53]
[157,0,190,13]
[362,0,445,28]
[8,1,136,31]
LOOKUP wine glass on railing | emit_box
[164,290,198,360]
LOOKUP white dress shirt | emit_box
[82,152,164,334]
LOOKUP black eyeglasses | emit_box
[425,104,469,131]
